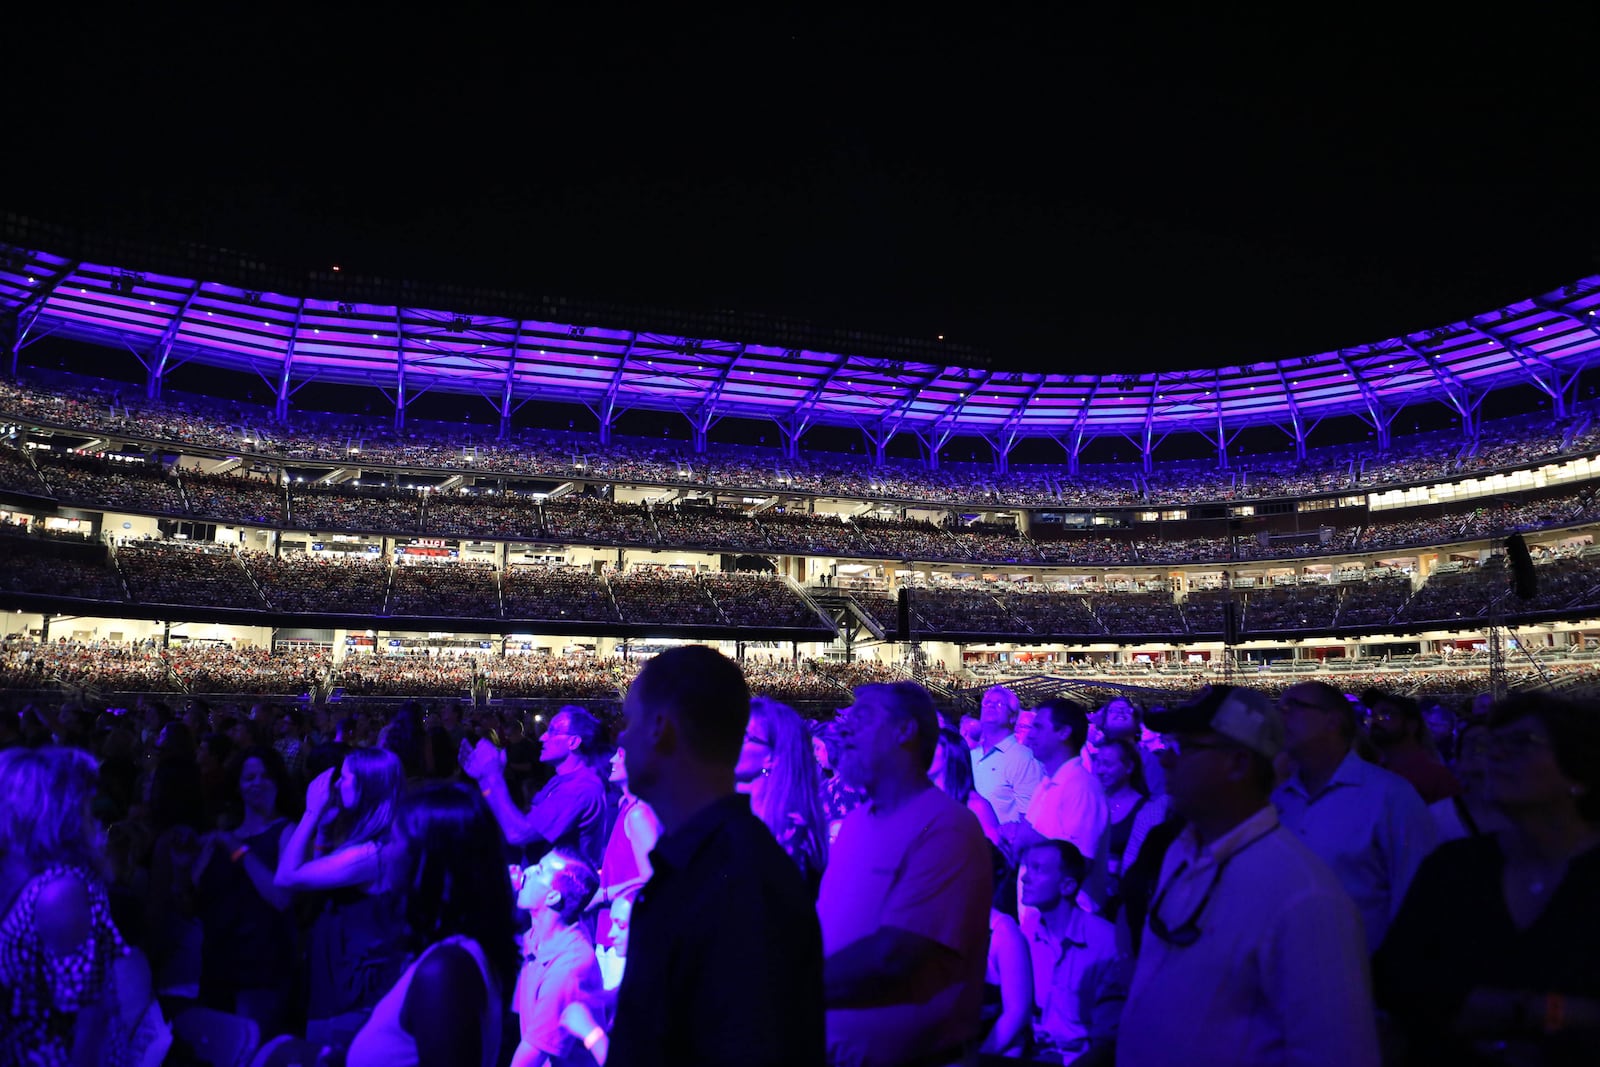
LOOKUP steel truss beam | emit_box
[877,365,948,442]
[1465,318,1569,417]
[146,280,207,400]
[1333,350,1395,448]
[689,344,748,451]
[499,321,524,439]
[275,297,309,421]
[9,259,80,375]
[789,349,853,435]
[1060,376,1106,473]
[594,332,639,444]
[1391,338,1482,435]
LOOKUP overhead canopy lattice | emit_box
[3,222,1598,465]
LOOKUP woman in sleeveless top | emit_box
[1094,737,1149,912]
[592,745,660,951]
[346,783,518,1067]
[276,747,408,1049]
[0,746,130,1067]
[193,746,298,1037]
[811,720,861,845]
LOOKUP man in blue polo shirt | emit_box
[462,704,608,869]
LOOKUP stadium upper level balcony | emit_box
[4,216,1600,509]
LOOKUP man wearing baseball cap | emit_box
[1117,685,1379,1067]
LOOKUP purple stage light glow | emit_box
[1,241,1598,451]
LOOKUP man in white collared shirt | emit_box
[971,685,1043,825]
[1019,840,1128,1063]
[1273,681,1436,952]
[1017,698,1107,862]
[1119,685,1379,1067]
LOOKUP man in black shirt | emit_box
[610,645,825,1067]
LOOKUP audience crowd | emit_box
[8,434,1600,576]
[4,644,1598,1067]
[13,375,1600,518]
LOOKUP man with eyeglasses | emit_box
[1272,681,1435,952]
[971,685,1043,826]
[1119,685,1379,1067]
[819,681,993,1067]
[461,704,608,869]
[1367,691,1461,805]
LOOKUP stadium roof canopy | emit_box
[3,216,1600,465]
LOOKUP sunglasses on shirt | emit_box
[1146,825,1275,947]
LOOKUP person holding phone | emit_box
[277,748,408,1049]
[460,706,607,870]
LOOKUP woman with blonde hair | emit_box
[735,696,829,894]
[0,746,131,1067]
[277,746,409,1049]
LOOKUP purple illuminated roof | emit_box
[4,234,1599,455]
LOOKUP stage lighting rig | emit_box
[447,315,472,332]
[111,272,143,295]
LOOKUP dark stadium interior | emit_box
[4,9,1600,1067]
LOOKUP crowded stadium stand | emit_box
[329,650,477,697]
[700,572,831,631]
[179,467,287,526]
[649,501,768,552]
[386,558,502,618]
[241,550,390,615]
[0,443,49,496]
[34,448,187,514]
[478,653,629,700]
[421,490,543,539]
[541,497,654,546]
[499,564,620,624]
[7,227,1600,710]
[605,568,723,627]
[287,483,423,535]
[114,539,266,610]
[0,528,127,603]
[906,583,1023,637]
[755,509,868,556]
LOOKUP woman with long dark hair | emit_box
[929,728,1002,846]
[0,746,130,1067]
[811,718,860,844]
[193,746,297,1037]
[345,782,517,1067]
[276,746,408,1049]
[1095,736,1150,895]
[735,696,829,893]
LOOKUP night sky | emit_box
[4,7,1598,379]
